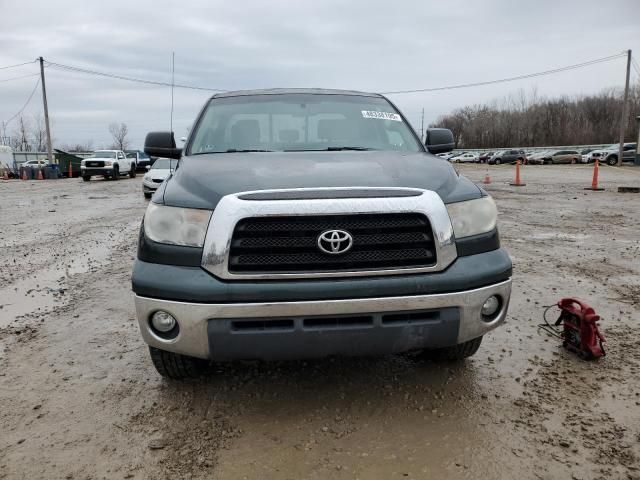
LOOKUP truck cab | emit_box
[80,150,136,181]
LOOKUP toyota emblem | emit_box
[317,229,353,255]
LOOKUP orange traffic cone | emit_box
[22,169,28,181]
[2,170,8,180]
[68,162,73,179]
[584,160,604,191]
[37,169,44,180]
[509,160,526,186]
[483,171,491,184]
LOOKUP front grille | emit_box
[152,179,164,183]
[86,160,104,167]
[228,213,436,274]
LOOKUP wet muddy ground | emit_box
[1,164,639,479]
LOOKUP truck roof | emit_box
[212,88,382,99]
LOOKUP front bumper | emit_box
[142,181,160,193]
[134,279,511,360]
[81,166,113,176]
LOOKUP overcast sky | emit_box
[1,0,639,149]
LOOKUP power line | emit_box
[631,56,640,78]
[0,73,40,84]
[45,60,227,92]
[0,60,36,71]
[380,52,627,95]
[3,78,41,127]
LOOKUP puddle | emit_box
[0,222,137,328]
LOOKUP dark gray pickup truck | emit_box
[132,88,512,379]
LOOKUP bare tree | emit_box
[31,113,48,152]
[430,81,640,148]
[10,116,32,152]
[109,122,130,150]
[60,140,94,152]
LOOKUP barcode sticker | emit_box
[361,110,402,122]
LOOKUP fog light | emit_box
[151,310,177,333]
[481,296,500,317]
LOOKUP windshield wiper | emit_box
[224,149,273,153]
[284,147,377,152]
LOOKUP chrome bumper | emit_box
[134,279,512,359]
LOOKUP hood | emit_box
[159,151,482,210]
[145,168,172,180]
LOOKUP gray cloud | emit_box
[1,0,639,148]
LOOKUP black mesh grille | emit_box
[228,213,436,273]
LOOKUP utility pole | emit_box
[420,108,425,142]
[39,57,54,165]
[617,49,631,167]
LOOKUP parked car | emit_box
[488,149,527,165]
[126,150,153,171]
[537,149,581,165]
[527,150,552,165]
[601,143,637,165]
[436,152,456,161]
[582,150,606,164]
[478,151,494,163]
[142,157,177,198]
[451,152,479,163]
[23,159,49,169]
[80,150,136,181]
[133,88,512,379]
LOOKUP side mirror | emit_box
[144,131,182,159]
[425,128,454,154]
[145,165,151,171]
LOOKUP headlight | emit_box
[144,203,212,247]
[447,196,497,239]
[104,161,113,166]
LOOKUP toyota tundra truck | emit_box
[133,88,512,379]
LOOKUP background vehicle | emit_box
[436,152,456,161]
[538,149,580,164]
[601,143,637,165]
[451,152,479,163]
[126,150,153,171]
[134,88,512,379]
[479,151,494,163]
[142,157,176,198]
[80,150,136,181]
[23,159,49,169]
[527,150,552,165]
[488,149,527,165]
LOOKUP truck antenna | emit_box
[170,52,175,137]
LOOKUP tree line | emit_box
[429,82,640,149]
[2,115,129,152]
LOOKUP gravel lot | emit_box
[1,163,639,480]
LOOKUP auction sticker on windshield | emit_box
[361,110,402,121]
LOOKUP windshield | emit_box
[188,94,423,154]
[151,158,177,170]
[92,151,116,159]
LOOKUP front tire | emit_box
[82,175,91,182]
[419,336,483,361]
[129,167,136,178]
[607,156,617,166]
[111,165,119,180]
[149,347,206,379]
[494,158,501,165]
[144,192,152,199]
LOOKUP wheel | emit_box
[607,156,617,166]
[82,175,91,182]
[144,192,152,199]
[419,336,483,361]
[494,158,501,165]
[129,167,136,178]
[148,346,205,379]
[111,165,119,180]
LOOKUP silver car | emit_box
[142,157,177,198]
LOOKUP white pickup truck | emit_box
[80,149,136,181]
